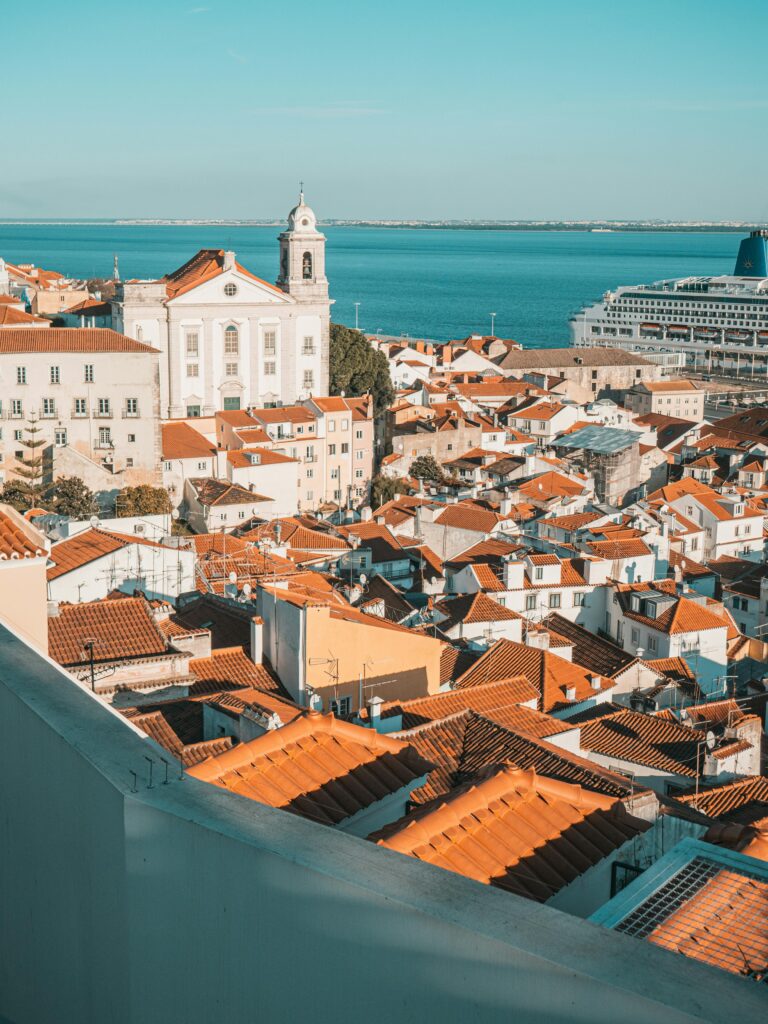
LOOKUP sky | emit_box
[4,0,768,221]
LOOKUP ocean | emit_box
[0,224,744,346]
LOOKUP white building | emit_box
[113,193,330,418]
[0,328,161,494]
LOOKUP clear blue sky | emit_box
[5,0,768,220]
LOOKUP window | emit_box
[355,429,363,440]
[98,427,111,447]
[646,634,658,653]
[50,366,60,384]
[302,336,315,355]
[224,282,238,297]
[185,332,199,357]
[549,593,561,609]
[224,325,239,354]
[263,362,276,376]
[225,363,239,378]
[631,627,640,645]
[341,419,349,430]
[125,398,138,416]
[263,330,276,356]
[197,461,208,471]
[303,370,314,390]
[163,461,172,471]
[341,443,349,454]
[356,450,364,460]
[98,398,111,416]
[331,467,340,479]
[306,489,313,500]
[223,397,240,411]
[187,405,201,418]
[328,444,336,455]
[573,592,585,607]
[534,567,544,581]
[128,434,136,443]
[525,595,536,611]
[84,364,94,383]
[16,367,26,385]
[355,469,363,478]
[54,429,67,447]
[126,458,134,468]
[74,398,87,417]
[11,401,22,422]
[302,251,313,279]
[306,468,314,479]
[187,363,199,377]
[328,419,336,432]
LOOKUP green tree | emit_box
[47,476,99,518]
[0,480,32,513]
[115,485,172,517]
[14,417,48,508]
[371,474,410,508]
[329,322,394,413]
[410,454,444,484]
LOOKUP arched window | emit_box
[224,325,239,355]
[136,325,143,341]
[280,249,288,279]
[302,251,313,280]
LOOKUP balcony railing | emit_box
[93,408,113,418]
[40,409,57,419]
[122,408,140,418]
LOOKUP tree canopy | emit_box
[409,454,444,484]
[329,323,394,413]
[47,477,99,519]
[371,474,410,509]
[114,485,172,517]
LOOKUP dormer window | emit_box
[734,504,743,516]
[302,252,313,279]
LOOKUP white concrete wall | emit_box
[0,624,761,1024]
[47,542,197,604]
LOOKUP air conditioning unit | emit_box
[103,455,114,465]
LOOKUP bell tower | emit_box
[277,188,328,302]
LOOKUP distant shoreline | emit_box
[0,219,763,233]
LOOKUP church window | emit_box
[187,364,199,378]
[225,362,239,378]
[186,332,199,357]
[302,336,315,355]
[264,362,276,376]
[280,250,288,278]
[136,325,143,342]
[263,330,276,355]
[303,370,314,390]
[224,326,239,354]
[302,252,313,280]
[224,282,238,297]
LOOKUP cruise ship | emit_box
[571,230,768,377]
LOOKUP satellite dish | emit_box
[242,583,252,598]
[171,508,180,521]
[359,573,368,586]
[228,571,238,585]
[89,515,99,527]
[705,730,716,751]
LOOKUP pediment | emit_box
[168,267,292,307]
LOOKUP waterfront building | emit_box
[571,230,768,378]
[113,192,330,418]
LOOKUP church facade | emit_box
[112,193,330,418]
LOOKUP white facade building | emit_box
[113,193,330,418]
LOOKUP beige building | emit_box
[0,504,49,652]
[496,347,662,399]
[0,328,161,495]
[625,379,705,420]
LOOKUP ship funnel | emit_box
[734,230,768,277]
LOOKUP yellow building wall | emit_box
[0,560,49,653]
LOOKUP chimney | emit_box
[223,250,236,271]
[47,600,60,617]
[565,685,577,702]
[360,505,372,522]
[368,695,384,730]
[250,616,264,665]
[590,674,602,691]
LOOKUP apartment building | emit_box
[625,380,705,420]
[0,328,161,493]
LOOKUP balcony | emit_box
[40,409,58,419]
[72,408,88,418]
[122,408,140,419]
[93,408,113,419]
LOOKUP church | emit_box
[113,192,331,418]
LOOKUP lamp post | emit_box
[354,302,361,331]
[490,312,497,337]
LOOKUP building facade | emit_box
[0,328,161,493]
[113,193,330,418]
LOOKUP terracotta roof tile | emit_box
[444,537,524,570]
[46,528,163,581]
[541,614,637,678]
[677,776,768,824]
[580,708,706,777]
[162,248,285,300]
[0,506,47,559]
[375,766,649,902]
[365,677,542,731]
[434,592,521,632]
[161,422,215,461]
[48,597,168,666]
[0,327,158,353]
[189,478,271,506]
[187,713,434,827]
[188,646,290,699]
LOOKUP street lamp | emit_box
[354,302,361,330]
[490,312,497,337]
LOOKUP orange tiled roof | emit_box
[0,506,47,559]
[48,597,168,666]
[444,537,524,570]
[0,328,158,353]
[233,425,273,445]
[188,646,290,699]
[0,304,49,326]
[243,516,349,552]
[647,868,768,979]
[123,707,234,767]
[187,712,434,826]
[434,592,521,632]
[580,707,706,777]
[677,776,768,823]
[227,447,297,468]
[161,421,215,461]
[640,379,700,393]
[188,478,271,506]
[366,677,543,731]
[434,502,503,533]
[375,766,649,902]
[251,405,316,425]
[163,248,285,300]
[507,400,566,422]
[616,582,732,636]
[46,528,163,581]
[541,510,603,532]
[587,538,652,559]
[518,471,585,501]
